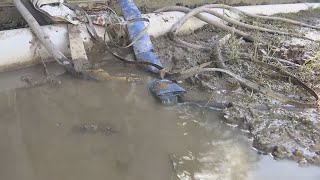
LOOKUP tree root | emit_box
[203,4,320,31]
[211,34,231,76]
[262,55,302,67]
[247,57,318,101]
[203,8,315,41]
[173,66,318,108]
[156,5,318,51]
[156,4,320,31]
[156,6,256,51]
[167,34,319,108]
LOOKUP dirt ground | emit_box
[153,8,320,166]
[0,7,27,31]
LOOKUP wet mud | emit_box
[153,8,320,166]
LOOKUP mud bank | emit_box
[153,8,320,166]
[135,0,318,10]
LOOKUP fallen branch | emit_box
[174,66,318,108]
[157,4,320,30]
[156,6,256,51]
[233,52,302,67]
[250,58,318,101]
[264,56,302,67]
[168,34,319,108]
[158,6,316,43]
[211,34,231,75]
[209,4,320,31]
[204,8,315,41]
[157,5,320,108]
[39,53,49,76]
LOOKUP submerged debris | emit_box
[71,123,116,136]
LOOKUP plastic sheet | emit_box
[30,0,78,24]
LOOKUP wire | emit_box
[102,6,150,48]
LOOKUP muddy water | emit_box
[0,70,319,180]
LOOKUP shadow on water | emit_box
[0,69,319,180]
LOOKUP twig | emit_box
[38,53,49,76]
[204,9,289,35]
[220,4,320,31]
[211,34,231,76]
[264,56,301,67]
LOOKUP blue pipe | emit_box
[119,0,162,73]
[149,79,187,105]
[119,0,186,105]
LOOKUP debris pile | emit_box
[153,5,320,165]
[4,0,320,166]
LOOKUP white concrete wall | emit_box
[0,3,319,72]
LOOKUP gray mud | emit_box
[0,7,27,31]
[153,8,320,166]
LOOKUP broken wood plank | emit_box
[68,24,90,72]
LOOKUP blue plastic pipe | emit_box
[149,79,187,105]
[119,0,163,73]
[119,0,186,104]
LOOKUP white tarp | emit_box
[30,0,79,24]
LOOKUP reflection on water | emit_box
[0,76,319,180]
[172,104,257,180]
[253,156,320,180]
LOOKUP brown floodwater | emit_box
[0,62,319,180]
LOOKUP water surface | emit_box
[0,69,319,180]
